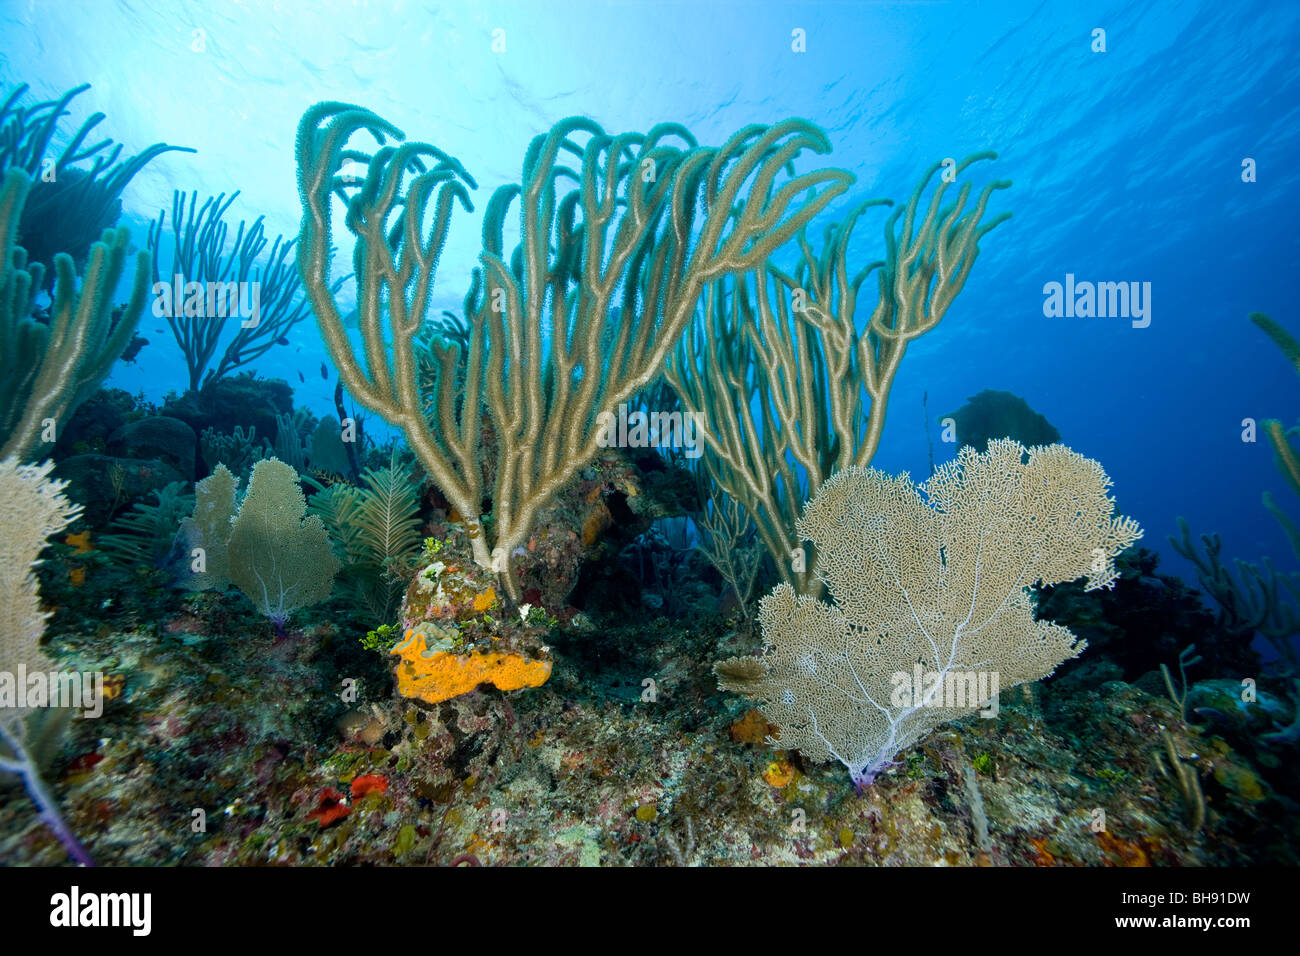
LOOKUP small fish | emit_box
[320,362,328,379]
[298,371,305,383]
[343,308,360,329]
[120,335,148,364]
[276,335,290,346]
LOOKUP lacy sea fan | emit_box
[182,458,339,633]
[717,440,1142,788]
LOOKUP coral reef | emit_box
[106,416,197,481]
[53,453,185,527]
[163,373,295,447]
[1,74,1291,877]
[7,583,1293,868]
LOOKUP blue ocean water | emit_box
[3,0,1298,606]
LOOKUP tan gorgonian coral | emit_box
[296,104,852,601]
[180,462,238,591]
[181,458,339,632]
[667,154,1010,593]
[226,458,339,631]
[0,169,149,462]
[717,439,1142,788]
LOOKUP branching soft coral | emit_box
[0,82,193,281]
[0,457,93,864]
[0,168,149,461]
[295,103,852,600]
[668,153,1010,593]
[718,440,1141,788]
[182,458,340,633]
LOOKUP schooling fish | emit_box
[320,362,328,379]
[298,371,305,383]
[276,335,290,346]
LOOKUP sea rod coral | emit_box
[668,153,1010,594]
[295,103,852,600]
[0,168,149,461]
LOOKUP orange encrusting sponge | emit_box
[391,630,552,704]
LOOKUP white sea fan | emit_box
[717,440,1142,788]
[0,457,82,718]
